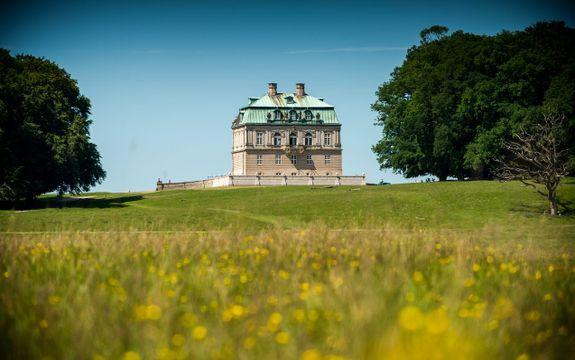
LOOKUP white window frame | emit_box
[256,154,262,165]
[304,110,313,121]
[324,132,332,146]
[291,154,297,165]
[289,133,298,146]
[273,133,282,146]
[306,154,313,164]
[274,110,282,120]
[275,154,282,165]
[256,132,263,146]
[304,133,313,146]
[289,110,298,121]
[324,154,331,164]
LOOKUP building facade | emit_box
[232,83,343,176]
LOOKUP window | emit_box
[274,110,282,120]
[304,133,313,146]
[304,110,313,121]
[324,132,332,146]
[273,133,282,146]
[256,154,262,165]
[275,154,282,165]
[326,172,330,176]
[289,133,297,146]
[256,132,263,146]
[306,154,313,164]
[291,172,297,176]
[325,154,331,164]
[289,110,298,121]
[290,154,297,164]
[276,172,282,176]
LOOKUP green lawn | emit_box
[1,179,574,242]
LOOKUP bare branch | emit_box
[494,113,572,216]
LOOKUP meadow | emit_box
[1,180,574,359]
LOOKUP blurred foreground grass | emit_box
[1,225,574,359]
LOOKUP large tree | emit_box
[372,22,575,181]
[0,49,105,201]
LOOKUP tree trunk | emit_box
[547,186,558,216]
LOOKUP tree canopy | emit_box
[0,49,105,201]
[372,22,575,180]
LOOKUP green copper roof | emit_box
[234,93,340,126]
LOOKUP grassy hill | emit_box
[1,179,574,239]
[1,180,574,359]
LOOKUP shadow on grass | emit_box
[510,198,575,217]
[0,195,144,210]
[558,198,575,216]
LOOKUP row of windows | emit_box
[272,109,315,121]
[256,154,331,165]
[256,132,332,146]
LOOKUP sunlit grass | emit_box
[1,225,573,359]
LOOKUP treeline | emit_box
[372,22,575,180]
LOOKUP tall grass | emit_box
[1,224,573,359]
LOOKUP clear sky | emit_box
[1,0,574,191]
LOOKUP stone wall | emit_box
[156,175,365,191]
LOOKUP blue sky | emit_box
[1,0,574,191]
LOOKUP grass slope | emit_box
[1,179,574,239]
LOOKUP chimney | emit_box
[267,83,277,96]
[295,83,305,96]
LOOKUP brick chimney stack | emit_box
[268,83,277,96]
[295,83,305,96]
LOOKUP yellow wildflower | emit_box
[275,331,291,345]
[122,351,141,360]
[425,308,449,334]
[412,271,424,283]
[301,349,322,360]
[398,306,424,331]
[192,326,207,340]
[267,312,283,332]
[231,304,245,318]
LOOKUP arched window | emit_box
[304,132,313,146]
[289,133,297,146]
[289,110,298,121]
[304,110,313,121]
[273,133,282,146]
[274,110,282,121]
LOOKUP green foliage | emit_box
[372,22,575,180]
[0,49,105,201]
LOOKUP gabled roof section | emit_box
[241,93,334,109]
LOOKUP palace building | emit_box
[231,83,342,176]
[156,83,364,190]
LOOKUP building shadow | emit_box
[0,195,144,210]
